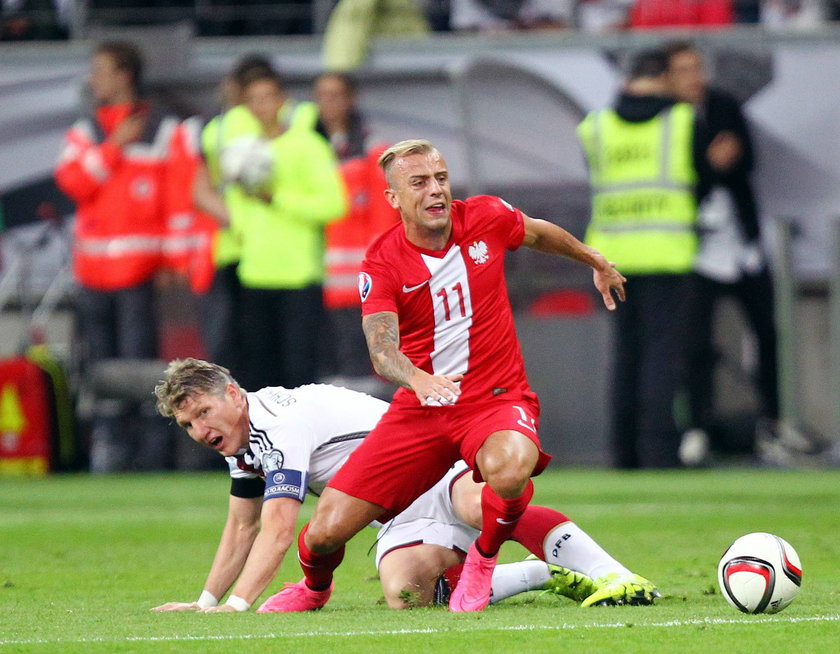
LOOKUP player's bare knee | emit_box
[477,431,538,495]
[383,579,431,609]
[481,456,533,497]
[486,467,530,498]
[307,512,348,553]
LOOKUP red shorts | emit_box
[328,392,551,522]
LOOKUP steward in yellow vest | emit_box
[578,48,713,471]
[578,102,699,274]
[232,67,347,391]
[190,55,323,379]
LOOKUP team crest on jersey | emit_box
[262,449,284,472]
[358,272,372,302]
[468,240,489,264]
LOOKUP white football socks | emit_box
[489,559,552,604]
[487,522,634,604]
[543,522,630,580]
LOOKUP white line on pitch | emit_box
[1,614,838,647]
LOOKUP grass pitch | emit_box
[1,467,838,653]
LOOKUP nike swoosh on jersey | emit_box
[402,280,430,293]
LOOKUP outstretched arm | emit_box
[363,311,462,405]
[203,497,301,612]
[521,214,626,310]
[152,494,261,612]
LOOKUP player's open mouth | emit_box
[209,435,223,449]
[426,203,446,214]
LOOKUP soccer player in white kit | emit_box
[152,358,386,612]
[152,358,658,612]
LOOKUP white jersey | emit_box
[375,460,475,568]
[225,384,388,502]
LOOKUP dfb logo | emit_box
[551,532,572,558]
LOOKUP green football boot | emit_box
[542,564,596,602]
[581,572,661,607]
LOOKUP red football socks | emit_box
[296,523,345,591]
[510,505,571,558]
[475,480,534,557]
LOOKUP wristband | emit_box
[226,594,251,612]
[196,590,218,609]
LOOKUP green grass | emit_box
[1,468,838,653]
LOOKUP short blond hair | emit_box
[378,139,439,186]
[154,358,242,418]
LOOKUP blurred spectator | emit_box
[54,41,188,471]
[192,59,325,389]
[322,0,430,71]
[314,72,369,160]
[185,56,277,382]
[734,0,762,21]
[629,0,734,28]
[197,66,346,391]
[450,0,574,31]
[201,0,313,36]
[577,0,633,32]
[1,0,69,40]
[577,48,717,468]
[312,72,399,385]
[421,0,452,30]
[760,0,829,28]
[664,41,780,466]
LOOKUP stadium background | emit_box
[0,6,839,651]
[3,16,840,467]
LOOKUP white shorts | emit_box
[374,461,478,569]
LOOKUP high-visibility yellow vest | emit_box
[201,100,321,268]
[578,103,698,274]
[233,127,348,290]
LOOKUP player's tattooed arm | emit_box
[363,311,463,405]
[362,311,418,389]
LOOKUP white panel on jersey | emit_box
[421,245,473,389]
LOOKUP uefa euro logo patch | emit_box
[358,272,372,302]
[263,449,284,472]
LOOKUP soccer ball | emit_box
[717,532,802,614]
[219,135,274,189]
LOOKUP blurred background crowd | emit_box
[2,0,840,477]
[5,0,840,42]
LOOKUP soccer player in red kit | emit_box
[262,139,626,613]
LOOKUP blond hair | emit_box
[378,139,438,186]
[154,358,242,418]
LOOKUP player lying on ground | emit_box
[152,358,658,612]
[374,460,659,609]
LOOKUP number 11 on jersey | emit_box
[436,282,466,322]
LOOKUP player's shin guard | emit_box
[476,480,534,557]
[510,505,571,559]
[297,523,345,591]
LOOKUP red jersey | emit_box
[360,195,531,406]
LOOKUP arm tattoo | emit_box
[362,312,420,389]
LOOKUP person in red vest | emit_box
[55,41,187,472]
[314,73,400,385]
